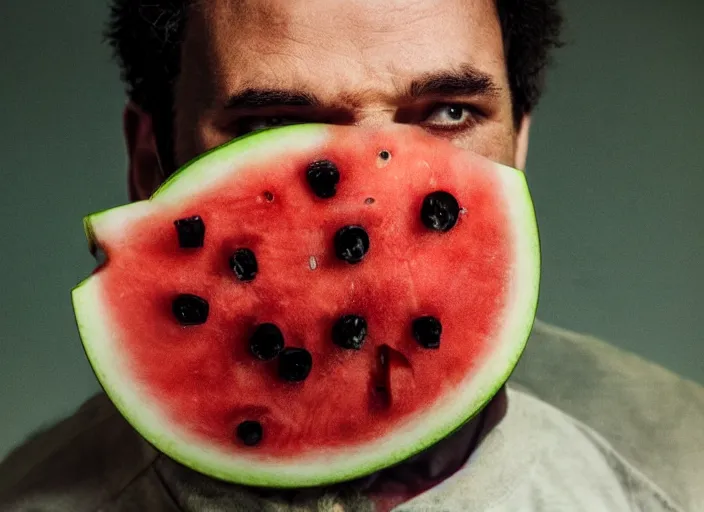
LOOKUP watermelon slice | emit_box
[71,124,540,488]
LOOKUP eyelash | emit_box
[231,103,483,136]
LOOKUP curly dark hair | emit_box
[105,0,563,171]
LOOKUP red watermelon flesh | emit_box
[72,123,540,487]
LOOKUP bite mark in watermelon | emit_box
[71,124,540,488]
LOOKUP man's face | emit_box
[166,0,525,173]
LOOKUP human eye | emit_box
[421,104,481,131]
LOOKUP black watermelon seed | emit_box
[172,294,209,325]
[236,420,263,446]
[306,160,340,199]
[379,150,391,160]
[420,191,460,232]
[278,348,313,382]
[334,225,370,264]
[249,323,285,361]
[333,315,368,350]
[230,248,258,281]
[174,215,205,248]
[412,316,442,349]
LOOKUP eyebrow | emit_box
[407,65,500,99]
[223,88,320,110]
[222,65,499,111]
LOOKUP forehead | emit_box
[182,0,506,106]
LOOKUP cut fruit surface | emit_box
[72,123,540,488]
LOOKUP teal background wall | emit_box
[0,0,702,458]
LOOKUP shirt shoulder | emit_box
[0,393,176,511]
[395,388,684,512]
[510,319,704,510]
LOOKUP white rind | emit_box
[72,125,540,488]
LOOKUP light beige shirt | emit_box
[394,388,681,511]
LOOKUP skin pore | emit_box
[124,0,530,507]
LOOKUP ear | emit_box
[124,102,164,201]
[514,114,531,171]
